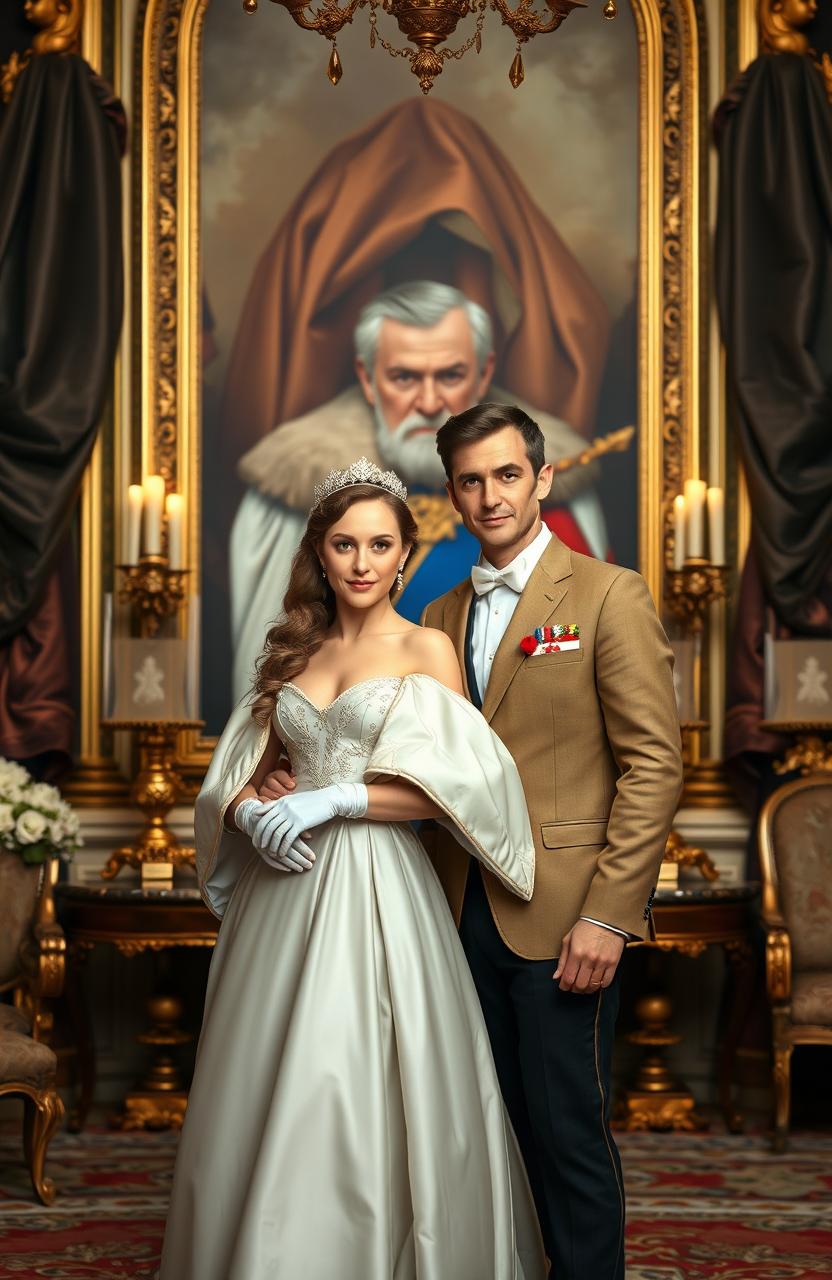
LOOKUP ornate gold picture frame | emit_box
[121,0,709,777]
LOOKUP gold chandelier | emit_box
[242,0,617,95]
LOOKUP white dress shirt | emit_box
[470,523,553,698]
[470,524,629,943]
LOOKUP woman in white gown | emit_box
[159,460,546,1280]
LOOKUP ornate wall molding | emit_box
[141,0,183,486]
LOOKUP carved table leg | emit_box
[118,952,193,1131]
[619,991,707,1131]
[718,939,756,1133]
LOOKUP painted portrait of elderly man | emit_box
[199,11,639,727]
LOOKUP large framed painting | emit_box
[133,0,707,767]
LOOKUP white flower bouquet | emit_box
[0,758,83,866]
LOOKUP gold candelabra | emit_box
[661,555,729,883]
[104,479,200,886]
[242,0,615,95]
[665,559,728,635]
[117,556,189,638]
[100,720,203,884]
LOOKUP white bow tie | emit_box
[470,562,525,596]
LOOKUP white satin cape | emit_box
[194,673,534,919]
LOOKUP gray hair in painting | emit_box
[353,279,494,372]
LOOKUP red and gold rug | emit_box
[0,1124,830,1278]
[623,1131,832,1279]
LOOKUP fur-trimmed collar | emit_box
[237,385,599,511]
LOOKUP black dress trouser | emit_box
[459,864,626,1280]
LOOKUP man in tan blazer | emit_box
[423,402,683,1280]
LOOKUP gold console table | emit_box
[55,883,218,1131]
[618,884,758,1133]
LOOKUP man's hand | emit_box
[554,920,625,994]
[259,760,296,801]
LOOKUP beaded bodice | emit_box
[274,678,402,791]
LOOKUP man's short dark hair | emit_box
[436,402,545,480]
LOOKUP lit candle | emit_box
[165,492,185,570]
[143,474,165,556]
[672,494,686,570]
[683,479,707,559]
[707,486,725,565]
[127,484,143,564]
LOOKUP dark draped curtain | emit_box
[0,52,123,774]
[716,51,832,819]
[715,53,832,636]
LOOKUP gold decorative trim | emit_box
[650,0,704,587]
[121,1093,188,1129]
[81,0,101,71]
[74,932,217,954]
[115,935,216,955]
[653,937,709,956]
[738,0,760,69]
[141,0,179,487]
[766,928,791,1002]
[78,439,104,759]
[129,0,708,781]
[734,0,757,571]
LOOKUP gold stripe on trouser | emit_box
[594,991,626,1278]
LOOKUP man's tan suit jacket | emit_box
[422,535,684,961]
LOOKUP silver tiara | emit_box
[311,457,408,511]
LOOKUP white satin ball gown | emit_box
[159,674,546,1280]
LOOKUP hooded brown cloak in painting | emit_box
[221,97,609,460]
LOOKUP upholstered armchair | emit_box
[758,775,832,1152]
[0,852,66,1202]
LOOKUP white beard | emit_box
[373,404,448,489]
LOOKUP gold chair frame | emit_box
[0,859,67,1203]
[758,774,832,1153]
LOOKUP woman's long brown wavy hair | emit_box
[250,484,419,726]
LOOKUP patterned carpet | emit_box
[0,1124,830,1278]
[622,1131,832,1279]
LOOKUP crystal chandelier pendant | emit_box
[509,47,525,88]
[327,43,343,84]
[242,0,257,12]
[603,0,617,16]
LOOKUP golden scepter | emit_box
[549,425,635,474]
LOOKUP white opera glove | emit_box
[252,783,368,867]
[233,796,303,873]
[234,796,270,840]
